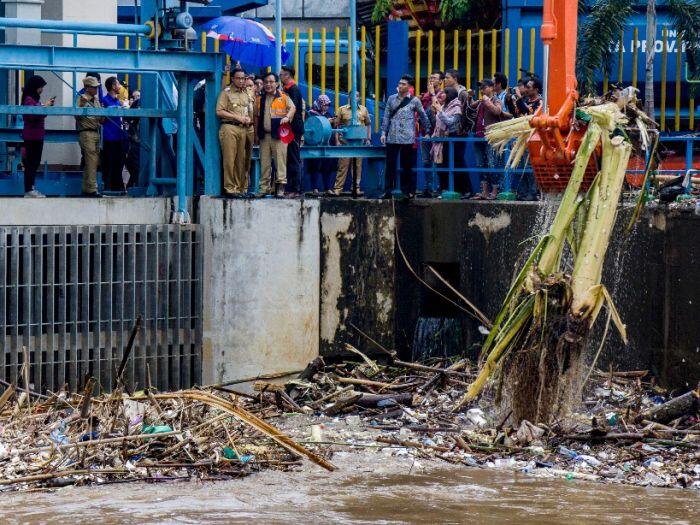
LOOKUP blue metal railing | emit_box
[415,134,700,198]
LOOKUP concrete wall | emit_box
[0,197,175,225]
[392,200,698,390]
[199,197,320,385]
[319,200,395,356]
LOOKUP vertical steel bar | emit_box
[70,226,78,390]
[478,29,484,82]
[453,29,459,70]
[22,228,31,371]
[294,27,300,81]
[529,28,535,74]
[661,27,668,132]
[415,30,422,96]
[57,227,66,390]
[10,228,19,385]
[466,30,472,88]
[0,229,6,384]
[181,227,192,386]
[427,30,434,84]
[172,226,182,389]
[675,40,682,132]
[503,28,510,83]
[361,25,367,107]
[115,226,125,388]
[439,29,445,73]
[104,226,113,391]
[32,228,42,391]
[81,227,90,383]
[307,27,314,106]
[321,27,327,94]
[193,227,202,385]
[517,28,522,80]
[275,0,282,73]
[176,74,189,218]
[94,228,103,392]
[129,225,138,388]
[334,26,340,112]
[491,29,497,77]
[139,225,148,386]
[632,27,639,89]
[46,228,55,393]
[149,226,158,388]
[617,30,624,85]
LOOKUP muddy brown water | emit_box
[2,453,698,525]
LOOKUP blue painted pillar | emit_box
[175,74,190,222]
[204,67,222,196]
[387,21,409,97]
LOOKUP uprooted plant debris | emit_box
[1,348,698,491]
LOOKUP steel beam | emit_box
[0,105,177,118]
[0,128,77,143]
[0,45,223,74]
[0,17,150,37]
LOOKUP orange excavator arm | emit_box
[528,0,598,193]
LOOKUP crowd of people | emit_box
[416,69,543,200]
[18,65,543,200]
[216,65,373,198]
[20,73,141,198]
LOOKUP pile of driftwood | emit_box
[0,381,334,491]
[245,345,474,426]
[245,351,699,488]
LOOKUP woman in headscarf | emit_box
[305,94,336,195]
[21,75,54,197]
[430,87,462,194]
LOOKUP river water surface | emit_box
[2,453,697,524]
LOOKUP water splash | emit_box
[411,317,464,362]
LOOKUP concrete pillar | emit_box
[39,0,118,167]
[2,0,44,45]
[2,0,44,109]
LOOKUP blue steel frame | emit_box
[0,39,223,215]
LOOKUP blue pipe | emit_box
[0,17,150,36]
[176,74,188,217]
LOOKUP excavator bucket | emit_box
[528,127,599,193]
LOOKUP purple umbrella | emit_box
[201,16,289,68]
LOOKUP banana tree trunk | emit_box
[645,0,657,118]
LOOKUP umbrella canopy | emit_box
[201,16,289,69]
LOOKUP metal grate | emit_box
[0,225,202,394]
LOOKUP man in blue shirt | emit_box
[102,76,127,192]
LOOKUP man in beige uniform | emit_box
[76,76,104,196]
[329,92,372,196]
[216,68,255,196]
[254,72,295,197]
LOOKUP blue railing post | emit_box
[496,141,517,200]
[441,138,461,200]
